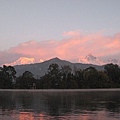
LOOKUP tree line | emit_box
[0,63,120,89]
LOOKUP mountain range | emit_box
[14,57,104,78]
[78,53,120,66]
[5,53,120,67]
[78,53,105,65]
[3,54,120,78]
[5,57,44,66]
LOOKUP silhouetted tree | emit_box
[16,71,36,89]
[66,72,78,89]
[97,71,111,88]
[104,63,120,84]
[60,65,72,88]
[0,65,16,88]
[40,74,53,89]
[83,67,99,88]
[74,69,84,88]
[46,63,61,88]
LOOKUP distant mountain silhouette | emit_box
[14,57,104,78]
[78,53,105,65]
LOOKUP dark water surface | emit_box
[0,89,120,120]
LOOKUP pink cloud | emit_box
[1,31,120,65]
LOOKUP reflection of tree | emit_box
[15,92,34,110]
[44,92,73,116]
[0,91,120,119]
[105,92,120,113]
[0,92,16,110]
[42,91,120,116]
[43,92,101,115]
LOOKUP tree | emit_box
[16,71,36,89]
[97,71,110,88]
[61,65,72,77]
[0,65,16,88]
[47,63,61,88]
[66,72,78,89]
[83,67,98,88]
[74,69,84,88]
[104,63,120,84]
[60,65,72,88]
[22,71,34,78]
[40,74,53,89]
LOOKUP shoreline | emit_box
[1,88,120,92]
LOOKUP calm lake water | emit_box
[0,89,120,120]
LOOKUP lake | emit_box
[0,89,120,120]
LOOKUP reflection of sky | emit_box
[17,111,119,120]
[19,112,33,120]
[0,107,119,120]
[0,90,120,120]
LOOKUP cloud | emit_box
[1,31,120,65]
[63,30,81,37]
[0,50,21,66]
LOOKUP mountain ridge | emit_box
[14,57,104,78]
[78,53,105,65]
[4,53,120,66]
[4,57,44,66]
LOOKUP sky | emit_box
[0,0,120,65]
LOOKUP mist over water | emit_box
[0,89,120,120]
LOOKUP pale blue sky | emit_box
[0,0,120,50]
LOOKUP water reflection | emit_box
[0,90,120,120]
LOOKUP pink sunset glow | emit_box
[1,31,120,66]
